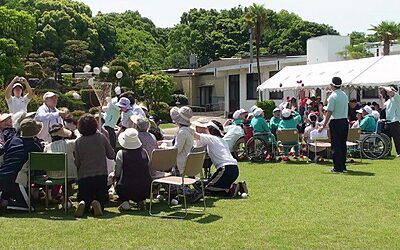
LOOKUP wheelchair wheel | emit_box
[245,137,267,162]
[379,133,392,157]
[232,137,247,161]
[361,134,387,159]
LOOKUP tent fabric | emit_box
[257,55,400,92]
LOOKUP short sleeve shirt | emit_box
[6,95,30,114]
[327,89,349,120]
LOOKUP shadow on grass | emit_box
[344,170,375,176]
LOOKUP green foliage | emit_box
[136,73,175,110]
[0,38,24,83]
[89,106,99,115]
[256,100,276,119]
[369,21,400,55]
[71,110,86,120]
[150,101,171,123]
[337,44,373,59]
[80,88,100,108]
[170,94,189,106]
[349,31,367,46]
[61,40,92,77]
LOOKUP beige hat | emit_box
[118,128,142,150]
[171,106,192,126]
[192,117,210,128]
[43,91,56,101]
[49,123,72,138]
[20,118,42,138]
[0,113,12,122]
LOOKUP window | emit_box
[269,91,284,100]
[362,87,379,99]
[246,73,259,100]
[269,71,279,77]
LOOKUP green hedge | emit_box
[80,89,100,108]
[256,100,276,119]
[151,102,172,123]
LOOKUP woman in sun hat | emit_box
[0,118,43,212]
[115,128,152,211]
[170,106,194,175]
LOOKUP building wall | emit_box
[307,35,350,64]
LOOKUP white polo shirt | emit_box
[6,95,30,114]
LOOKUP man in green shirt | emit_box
[319,77,349,173]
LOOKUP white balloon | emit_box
[102,66,110,74]
[116,70,123,79]
[83,65,91,73]
[88,78,94,86]
[72,92,81,100]
[93,67,101,75]
[114,86,121,95]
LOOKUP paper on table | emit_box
[310,129,329,141]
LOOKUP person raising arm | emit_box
[5,76,33,114]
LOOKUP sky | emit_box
[78,0,400,35]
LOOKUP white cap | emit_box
[362,105,373,114]
[43,91,56,101]
[356,109,363,114]
[279,102,289,110]
[273,108,280,113]
[323,106,328,111]
[232,109,247,119]
[282,108,291,118]
[371,110,380,120]
[250,105,258,113]
[253,108,264,117]
[306,99,312,105]
[12,83,23,89]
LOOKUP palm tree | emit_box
[244,3,268,86]
[369,21,400,56]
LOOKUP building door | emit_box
[229,75,240,112]
[200,86,212,107]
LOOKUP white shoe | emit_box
[118,201,131,211]
[396,154,400,157]
[171,199,179,205]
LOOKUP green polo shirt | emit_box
[327,89,349,119]
[251,116,270,133]
[385,93,400,122]
[269,116,281,133]
[359,115,376,133]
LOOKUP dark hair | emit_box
[211,120,224,131]
[119,92,135,104]
[367,102,371,106]
[309,114,317,127]
[207,121,223,138]
[332,77,342,87]
[350,98,357,103]
[78,114,98,136]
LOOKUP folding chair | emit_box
[149,151,206,219]
[149,148,178,179]
[28,152,68,213]
[191,146,210,179]
[308,129,331,163]
[276,129,301,159]
[346,128,362,162]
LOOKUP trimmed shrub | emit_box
[80,89,100,108]
[89,107,99,115]
[170,94,188,106]
[256,100,276,119]
[71,110,86,120]
[151,102,171,123]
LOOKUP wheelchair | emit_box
[244,127,278,162]
[360,120,392,159]
[232,124,252,161]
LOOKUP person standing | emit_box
[319,77,349,172]
[35,92,66,143]
[5,76,33,114]
[380,86,400,157]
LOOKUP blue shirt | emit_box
[327,89,349,120]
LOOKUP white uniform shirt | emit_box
[6,95,30,114]
[197,134,237,169]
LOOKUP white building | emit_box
[307,35,350,64]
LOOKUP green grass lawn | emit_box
[1,158,400,249]
[159,123,176,129]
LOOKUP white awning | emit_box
[257,56,385,92]
[350,55,400,87]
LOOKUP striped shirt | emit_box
[44,139,77,179]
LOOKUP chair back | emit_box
[149,148,178,172]
[347,128,361,142]
[182,151,206,177]
[29,152,67,172]
[276,129,299,142]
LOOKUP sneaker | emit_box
[74,201,86,218]
[397,154,400,158]
[91,200,103,216]
[330,168,343,173]
[265,154,271,161]
[282,156,289,161]
[138,201,146,210]
[191,190,203,203]
[118,201,131,212]
[228,183,240,198]
[239,181,248,195]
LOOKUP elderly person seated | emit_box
[130,115,158,159]
[359,105,376,133]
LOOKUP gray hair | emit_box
[136,117,150,132]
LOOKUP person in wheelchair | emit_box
[223,109,246,153]
[358,105,376,133]
[251,108,276,160]
[278,109,301,161]
[269,108,281,136]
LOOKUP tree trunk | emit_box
[383,33,390,56]
[256,21,262,86]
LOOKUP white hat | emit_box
[118,128,142,150]
[170,106,192,126]
[43,91,56,101]
[282,108,291,118]
[279,102,289,110]
[273,108,280,113]
[371,110,380,120]
[129,115,142,125]
[194,121,223,136]
[356,109,363,114]
[250,105,258,113]
[0,113,12,122]
[12,83,23,89]
[362,105,373,114]
[253,108,264,117]
[232,110,243,119]
[192,117,210,128]
[306,99,313,105]
[323,106,328,111]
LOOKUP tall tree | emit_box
[136,73,175,110]
[369,21,400,56]
[61,40,92,77]
[244,3,268,86]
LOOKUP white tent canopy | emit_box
[257,55,400,92]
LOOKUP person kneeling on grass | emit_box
[115,128,152,211]
[278,108,300,161]
[0,118,43,213]
[192,120,246,202]
[74,114,115,218]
